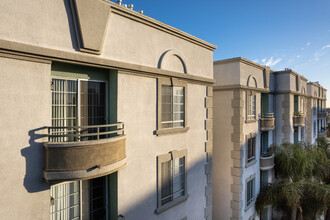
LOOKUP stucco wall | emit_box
[212,90,234,220]
[104,13,213,78]
[0,0,213,78]
[239,63,264,89]
[213,62,240,86]
[116,73,207,220]
[213,89,262,220]
[276,74,291,91]
[0,57,51,219]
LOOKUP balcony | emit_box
[44,123,126,183]
[259,113,275,131]
[293,112,305,127]
[260,153,275,170]
[317,111,327,119]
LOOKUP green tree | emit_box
[255,143,330,220]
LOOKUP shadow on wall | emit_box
[63,0,79,51]
[21,127,49,193]
[118,156,207,220]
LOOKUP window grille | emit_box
[161,85,184,128]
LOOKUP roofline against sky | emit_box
[105,0,217,51]
[214,57,328,90]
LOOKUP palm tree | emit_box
[255,143,330,220]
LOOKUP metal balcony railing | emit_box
[47,123,125,143]
[259,113,275,131]
[259,113,274,119]
[293,111,305,117]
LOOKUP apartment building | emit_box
[212,57,327,220]
[306,82,328,143]
[0,0,216,219]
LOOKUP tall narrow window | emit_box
[157,150,187,213]
[247,135,256,164]
[50,176,109,220]
[52,79,78,142]
[246,176,256,207]
[161,85,184,128]
[247,91,256,120]
[50,78,109,220]
[157,78,187,135]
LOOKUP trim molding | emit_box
[214,57,267,70]
[0,51,51,64]
[44,158,127,183]
[213,85,270,93]
[0,39,214,85]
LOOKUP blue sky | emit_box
[112,0,330,106]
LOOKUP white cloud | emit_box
[314,44,330,61]
[301,47,305,50]
[306,42,311,46]
[321,44,330,50]
[296,55,301,58]
[253,59,259,63]
[261,56,282,67]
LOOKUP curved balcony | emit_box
[44,123,126,183]
[260,153,275,170]
[259,113,275,131]
[293,112,305,127]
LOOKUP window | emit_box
[51,78,106,142]
[247,134,256,164]
[300,127,304,142]
[50,176,109,220]
[300,96,305,113]
[157,78,188,135]
[247,91,256,121]
[161,85,184,128]
[157,150,188,214]
[246,175,256,209]
[313,121,316,137]
[260,170,268,190]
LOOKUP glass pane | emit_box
[89,176,107,220]
[80,81,106,140]
[51,79,78,142]
[161,161,172,205]
[50,181,80,220]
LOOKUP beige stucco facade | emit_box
[213,58,275,220]
[213,57,327,220]
[0,0,216,219]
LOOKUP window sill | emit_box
[245,198,256,212]
[246,119,257,124]
[156,127,189,136]
[155,194,189,214]
[245,159,257,168]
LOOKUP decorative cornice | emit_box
[274,70,308,82]
[214,57,267,70]
[213,84,270,93]
[0,39,214,85]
